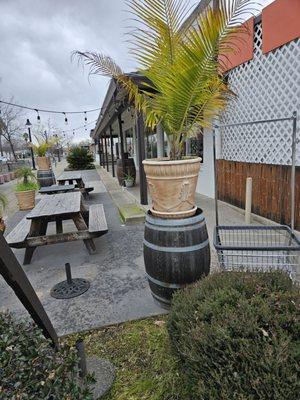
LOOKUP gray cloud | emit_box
[0,0,273,142]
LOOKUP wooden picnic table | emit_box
[56,172,94,198]
[57,171,84,188]
[6,192,108,264]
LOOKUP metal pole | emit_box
[65,263,72,284]
[291,111,297,231]
[212,127,219,226]
[28,127,36,170]
[75,339,87,378]
[245,177,253,224]
[109,125,115,177]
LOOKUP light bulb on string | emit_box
[63,112,68,125]
[35,109,41,124]
[73,130,75,135]
[84,111,87,123]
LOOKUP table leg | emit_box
[72,213,96,254]
[69,179,73,185]
[24,219,46,265]
[56,219,63,234]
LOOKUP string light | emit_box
[63,112,68,125]
[84,111,87,123]
[0,99,100,115]
[35,109,41,124]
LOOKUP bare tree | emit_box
[0,98,23,161]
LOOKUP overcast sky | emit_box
[0,0,275,143]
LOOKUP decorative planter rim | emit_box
[15,189,36,194]
[142,157,201,166]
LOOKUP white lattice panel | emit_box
[220,23,300,165]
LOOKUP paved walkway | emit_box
[1,166,165,336]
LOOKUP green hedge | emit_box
[0,312,94,399]
[168,271,300,400]
[67,147,95,170]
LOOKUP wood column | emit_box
[100,136,104,167]
[136,112,148,205]
[109,125,115,177]
[104,132,109,172]
[97,139,101,166]
[118,113,126,186]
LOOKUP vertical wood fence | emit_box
[217,160,300,230]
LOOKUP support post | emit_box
[156,123,164,158]
[136,112,148,205]
[101,135,105,168]
[291,111,297,231]
[118,113,126,186]
[245,177,252,224]
[0,234,59,348]
[109,125,115,177]
[104,132,109,172]
[212,127,219,226]
[97,139,101,166]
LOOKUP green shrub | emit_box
[0,312,94,399]
[168,271,300,400]
[67,147,95,170]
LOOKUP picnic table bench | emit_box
[6,192,108,264]
[56,171,94,198]
[39,184,75,195]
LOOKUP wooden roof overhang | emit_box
[91,73,153,140]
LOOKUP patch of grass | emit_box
[66,317,190,400]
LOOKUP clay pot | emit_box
[15,190,36,211]
[142,157,201,219]
[0,217,6,234]
[37,156,51,170]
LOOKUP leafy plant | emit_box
[67,146,95,170]
[15,167,38,192]
[32,141,50,156]
[0,311,94,399]
[74,0,253,159]
[168,271,300,400]
[124,172,134,182]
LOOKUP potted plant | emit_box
[124,173,135,188]
[74,0,251,218]
[0,193,7,233]
[15,167,39,210]
[32,141,51,170]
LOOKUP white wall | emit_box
[196,129,215,198]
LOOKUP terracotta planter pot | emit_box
[37,156,51,170]
[15,190,36,211]
[142,157,201,219]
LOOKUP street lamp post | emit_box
[25,119,36,170]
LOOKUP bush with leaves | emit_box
[168,271,300,400]
[67,147,95,170]
[15,167,39,192]
[0,312,94,399]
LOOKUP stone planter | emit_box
[37,156,51,171]
[142,157,201,219]
[15,190,36,211]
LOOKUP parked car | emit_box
[0,156,8,163]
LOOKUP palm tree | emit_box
[74,0,253,160]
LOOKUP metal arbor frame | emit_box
[213,112,298,230]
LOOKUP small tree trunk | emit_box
[8,139,17,161]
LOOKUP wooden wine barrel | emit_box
[144,208,210,308]
[116,158,136,186]
[37,170,56,187]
